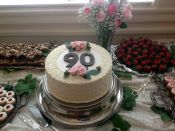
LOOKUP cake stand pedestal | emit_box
[36,74,123,128]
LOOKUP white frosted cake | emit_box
[45,41,112,103]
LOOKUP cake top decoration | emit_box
[65,41,91,52]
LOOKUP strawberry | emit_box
[171,59,175,66]
[133,51,139,56]
[155,55,161,59]
[126,55,132,60]
[134,60,139,66]
[153,59,161,65]
[143,50,148,54]
[145,59,151,65]
[160,52,165,57]
[136,65,142,71]
[159,65,167,72]
[151,65,158,71]
[141,61,147,66]
[162,59,168,64]
[126,61,131,67]
[143,65,151,73]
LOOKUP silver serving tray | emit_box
[36,74,123,128]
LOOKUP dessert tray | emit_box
[36,74,123,128]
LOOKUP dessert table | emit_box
[1,69,175,131]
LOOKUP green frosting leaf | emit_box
[151,105,173,121]
[87,69,101,76]
[119,22,128,29]
[110,113,131,131]
[121,87,138,111]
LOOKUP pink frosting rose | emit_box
[68,64,87,76]
[91,0,104,6]
[96,9,105,22]
[77,65,87,76]
[84,7,91,15]
[68,66,79,76]
[114,19,121,27]
[70,41,87,51]
[107,3,117,16]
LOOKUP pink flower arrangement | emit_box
[68,64,87,76]
[79,0,132,32]
[70,41,87,51]
[107,3,117,16]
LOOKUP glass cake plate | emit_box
[36,74,123,128]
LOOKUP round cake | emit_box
[45,41,112,103]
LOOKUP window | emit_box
[0,0,154,5]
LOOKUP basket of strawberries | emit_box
[114,37,175,74]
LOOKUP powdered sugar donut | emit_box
[4,104,14,113]
[6,91,15,98]
[164,76,174,84]
[0,112,7,122]
[0,90,6,97]
[167,81,175,89]
[0,85,4,90]
[0,97,7,106]
[0,106,3,112]
[6,97,16,105]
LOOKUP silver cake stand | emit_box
[36,74,123,128]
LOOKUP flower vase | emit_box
[97,30,114,52]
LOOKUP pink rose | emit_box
[68,67,78,76]
[107,4,117,16]
[84,7,91,15]
[76,46,81,51]
[91,0,104,6]
[78,65,87,76]
[125,3,132,10]
[96,9,105,22]
[123,8,132,20]
[70,42,77,48]
[114,19,121,27]
[79,41,86,49]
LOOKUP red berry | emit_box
[151,65,158,71]
[143,66,151,73]
[160,52,165,57]
[126,61,131,67]
[133,51,139,56]
[134,60,139,66]
[153,59,161,65]
[136,65,142,71]
[171,59,175,66]
[127,55,132,60]
[143,50,148,54]
[159,65,167,72]
[141,61,147,66]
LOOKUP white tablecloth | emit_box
[0,69,175,131]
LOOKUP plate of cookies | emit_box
[0,84,20,129]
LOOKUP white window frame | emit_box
[0,0,175,41]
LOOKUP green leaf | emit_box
[121,87,138,111]
[4,83,13,91]
[110,113,131,131]
[15,74,37,96]
[2,68,21,74]
[83,73,91,80]
[111,128,120,131]
[151,105,173,121]
[87,69,101,76]
[170,45,175,55]
[25,74,32,82]
[113,70,132,80]
[119,22,128,29]
[42,48,51,57]
[64,71,70,78]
